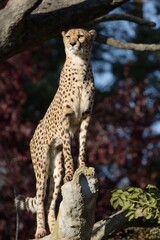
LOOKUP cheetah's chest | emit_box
[72,84,92,120]
[67,85,92,137]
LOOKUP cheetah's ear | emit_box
[61,31,66,37]
[89,29,96,41]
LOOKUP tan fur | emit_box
[15,28,96,239]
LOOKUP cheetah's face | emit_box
[62,29,96,57]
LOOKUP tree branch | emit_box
[96,34,160,51]
[0,0,42,33]
[0,0,129,63]
[91,210,160,239]
[0,0,42,54]
[87,13,156,27]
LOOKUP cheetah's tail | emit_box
[14,195,37,213]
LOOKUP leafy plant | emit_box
[110,185,160,222]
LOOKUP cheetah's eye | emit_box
[66,35,70,39]
[78,35,84,38]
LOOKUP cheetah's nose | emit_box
[70,41,76,46]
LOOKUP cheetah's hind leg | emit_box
[48,150,63,233]
[32,145,49,239]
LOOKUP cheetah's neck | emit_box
[67,53,89,66]
[59,53,92,85]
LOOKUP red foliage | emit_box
[0,51,44,239]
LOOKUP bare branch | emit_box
[96,34,160,51]
[87,13,156,27]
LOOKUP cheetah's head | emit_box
[62,29,96,58]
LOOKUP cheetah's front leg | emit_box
[48,150,63,233]
[78,113,91,167]
[62,108,74,182]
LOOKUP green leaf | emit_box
[123,191,130,197]
[121,194,126,201]
[127,187,135,192]
[158,217,160,224]
[146,184,157,189]
[127,187,143,194]
[149,198,157,208]
[154,209,159,219]
[126,210,135,218]
[130,192,140,199]
[118,198,124,207]
[134,188,144,193]
[128,213,135,221]
[142,207,152,219]
[122,201,131,211]
[112,199,120,209]
[146,211,152,220]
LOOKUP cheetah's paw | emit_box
[35,228,46,239]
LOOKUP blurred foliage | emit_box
[87,75,160,222]
[22,40,65,121]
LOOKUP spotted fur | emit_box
[15,28,96,239]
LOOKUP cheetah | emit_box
[15,28,96,239]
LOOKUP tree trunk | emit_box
[38,166,98,240]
